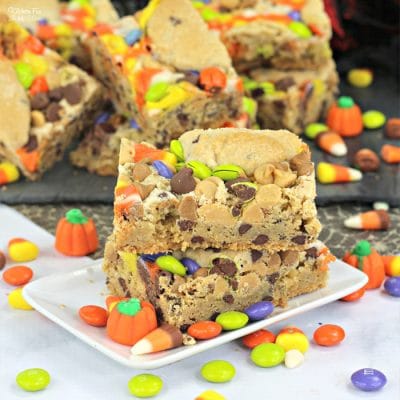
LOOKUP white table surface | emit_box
[0,204,399,400]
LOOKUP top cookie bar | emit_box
[195,0,332,71]
[113,128,321,253]
[86,0,243,147]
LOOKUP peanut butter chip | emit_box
[242,202,264,223]
[197,204,236,225]
[255,184,282,208]
[193,267,209,278]
[280,250,300,267]
[254,163,275,184]
[273,168,297,188]
[178,196,197,220]
[290,151,313,176]
[194,178,219,200]
[133,182,155,200]
[132,163,151,181]
[171,168,196,194]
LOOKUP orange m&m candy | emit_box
[242,329,276,349]
[3,265,33,286]
[188,321,222,340]
[79,305,108,327]
[313,324,345,346]
[341,287,366,302]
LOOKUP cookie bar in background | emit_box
[86,0,243,147]
[0,17,104,180]
[113,128,321,253]
[246,59,338,134]
[70,111,151,177]
[195,0,332,72]
[103,237,332,329]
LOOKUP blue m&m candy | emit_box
[351,368,387,392]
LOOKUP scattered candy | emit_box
[8,238,39,262]
[384,277,400,297]
[326,96,363,137]
[0,251,6,270]
[186,160,212,180]
[343,240,385,290]
[244,301,274,321]
[199,67,227,93]
[0,161,20,185]
[351,368,387,392]
[362,110,386,129]
[16,368,50,392]
[242,329,276,349]
[201,360,236,383]
[288,21,312,38]
[275,327,309,353]
[316,131,347,156]
[385,118,400,139]
[131,324,183,355]
[152,160,173,179]
[79,305,108,327]
[128,374,163,398]
[145,82,169,102]
[344,210,390,230]
[304,122,328,139]
[381,144,400,164]
[382,255,400,277]
[55,209,99,256]
[353,148,380,172]
[3,265,33,286]
[169,139,184,161]
[284,349,304,369]
[251,343,285,368]
[14,62,34,89]
[317,162,362,184]
[215,311,249,330]
[180,257,200,275]
[340,287,366,302]
[347,68,373,88]
[188,321,222,340]
[8,287,33,310]
[373,202,389,211]
[313,324,345,346]
[195,390,226,400]
[156,255,187,276]
[212,164,245,181]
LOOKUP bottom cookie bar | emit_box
[103,238,332,329]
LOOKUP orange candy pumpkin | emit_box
[343,240,385,290]
[326,96,363,137]
[55,209,99,256]
[106,298,157,346]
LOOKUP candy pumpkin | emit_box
[326,96,363,137]
[343,240,385,290]
[55,209,99,256]
[106,298,157,346]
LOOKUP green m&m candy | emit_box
[128,374,163,398]
[16,368,51,392]
[201,360,236,383]
[14,62,34,89]
[251,343,285,367]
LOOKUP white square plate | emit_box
[23,259,367,369]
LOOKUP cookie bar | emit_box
[195,0,332,72]
[246,60,338,134]
[113,128,321,253]
[70,112,151,176]
[86,0,243,147]
[0,17,104,180]
[104,237,332,329]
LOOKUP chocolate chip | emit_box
[0,251,5,270]
[263,295,273,302]
[210,258,237,277]
[170,168,196,194]
[169,16,182,25]
[251,250,263,262]
[305,247,318,258]
[230,183,256,201]
[231,203,243,217]
[48,87,64,101]
[180,324,190,333]
[280,250,300,267]
[225,177,249,192]
[23,135,38,151]
[274,77,296,91]
[223,294,234,304]
[230,279,238,290]
[30,92,49,110]
[182,71,199,86]
[63,82,82,105]
[118,277,128,292]
[177,112,189,127]
[191,236,204,244]
[292,235,306,245]
[252,235,269,245]
[45,102,62,122]
[250,87,264,98]
[238,223,252,235]
[94,123,116,138]
[267,272,280,284]
[178,220,194,231]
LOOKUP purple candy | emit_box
[129,119,139,129]
[288,10,301,21]
[180,257,200,275]
[351,368,387,392]
[124,29,142,46]
[95,112,110,124]
[153,161,173,179]
[384,277,400,297]
[141,252,167,262]
[244,301,274,321]
[38,19,48,25]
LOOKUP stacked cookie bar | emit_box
[103,128,333,329]
[0,16,103,180]
[86,0,243,147]
[196,0,339,134]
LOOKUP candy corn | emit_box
[317,162,362,184]
[130,324,183,355]
[381,144,400,164]
[344,210,391,230]
[382,255,400,277]
[0,161,20,185]
[316,131,347,156]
